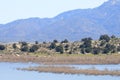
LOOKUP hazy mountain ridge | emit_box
[0,0,120,42]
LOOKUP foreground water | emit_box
[0,62,120,80]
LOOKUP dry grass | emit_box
[0,53,120,64]
[20,66,120,76]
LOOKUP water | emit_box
[0,62,120,80]
[70,64,120,70]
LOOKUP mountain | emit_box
[0,0,120,42]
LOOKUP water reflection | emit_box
[0,62,120,80]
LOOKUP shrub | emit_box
[80,48,85,54]
[20,46,29,52]
[85,47,92,53]
[35,41,39,44]
[92,47,101,54]
[53,39,58,43]
[0,45,5,50]
[61,39,69,43]
[117,46,120,52]
[29,45,39,52]
[99,34,110,42]
[64,44,69,51]
[55,45,64,53]
[49,42,56,49]
[20,41,28,46]
[12,43,17,49]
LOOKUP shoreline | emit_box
[0,53,120,65]
[1,53,120,76]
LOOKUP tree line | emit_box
[0,34,120,55]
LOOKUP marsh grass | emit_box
[20,66,120,76]
[0,53,120,64]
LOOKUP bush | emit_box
[49,42,56,49]
[61,39,69,43]
[12,43,17,49]
[81,37,92,48]
[29,45,39,52]
[103,44,115,54]
[92,47,101,54]
[85,47,92,53]
[20,41,28,46]
[80,48,85,54]
[64,44,69,51]
[99,34,110,42]
[0,45,5,50]
[35,41,39,44]
[55,45,64,53]
[53,39,58,43]
[100,40,106,46]
[117,46,120,52]
[21,46,29,52]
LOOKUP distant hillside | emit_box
[0,0,120,42]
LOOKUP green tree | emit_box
[20,41,28,47]
[53,39,58,43]
[55,45,64,53]
[99,34,110,42]
[21,46,29,52]
[117,46,120,52]
[29,45,39,52]
[64,44,69,51]
[92,47,101,54]
[12,43,17,49]
[61,39,69,43]
[0,45,5,50]
[103,44,115,54]
[49,42,56,49]
[35,41,39,44]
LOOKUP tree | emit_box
[61,39,69,43]
[80,48,85,54]
[92,47,101,55]
[99,34,110,42]
[53,39,58,43]
[111,35,116,39]
[12,43,17,49]
[20,46,29,52]
[64,44,69,51]
[20,41,28,47]
[35,41,39,44]
[29,45,39,52]
[0,45,5,50]
[117,46,120,52]
[100,40,106,46]
[85,47,92,53]
[81,37,92,48]
[80,37,93,54]
[49,42,56,49]
[55,45,64,53]
[103,44,115,54]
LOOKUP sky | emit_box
[0,0,108,24]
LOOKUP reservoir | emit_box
[0,62,120,80]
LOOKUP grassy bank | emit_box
[0,53,120,64]
[19,66,120,76]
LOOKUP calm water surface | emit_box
[0,62,120,80]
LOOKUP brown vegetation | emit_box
[20,66,120,76]
[0,53,120,65]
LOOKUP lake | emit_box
[0,62,120,80]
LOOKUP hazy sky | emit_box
[0,0,108,24]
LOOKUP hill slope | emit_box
[0,0,120,42]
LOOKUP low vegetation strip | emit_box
[20,66,120,76]
[0,54,120,64]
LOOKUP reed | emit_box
[20,66,120,76]
[0,53,120,64]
